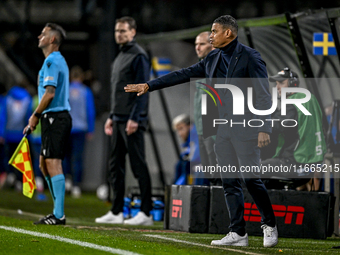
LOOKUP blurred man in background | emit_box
[193,31,221,186]
[64,65,95,198]
[0,84,6,187]
[3,80,32,190]
[95,16,152,226]
[172,114,202,185]
[30,93,45,199]
[261,68,326,190]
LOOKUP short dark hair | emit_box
[70,65,84,81]
[45,23,66,45]
[116,16,137,30]
[213,15,238,34]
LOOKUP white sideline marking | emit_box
[144,234,264,255]
[0,226,141,255]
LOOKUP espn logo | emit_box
[171,199,182,218]
[244,203,304,225]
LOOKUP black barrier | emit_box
[208,186,230,234]
[169,185,210,233]
[163,185,171,230]
[168,185,334,239]
[244,190,333,239]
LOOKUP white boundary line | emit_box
[0,225,141,255]
[144,234,265,255]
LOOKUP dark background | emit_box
[1,0,340,115]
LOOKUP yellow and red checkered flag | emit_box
[8,132,36,198]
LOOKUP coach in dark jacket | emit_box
[95,16,153,226]
[125,15,278,247]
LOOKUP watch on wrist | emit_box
[34,112,42,119]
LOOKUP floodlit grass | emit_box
[0,189,339,254]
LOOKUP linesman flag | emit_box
[8,131,36,198]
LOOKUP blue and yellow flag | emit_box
[152,57,172,77]
[313,33,337,56]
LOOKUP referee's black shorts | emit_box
[40,111,72,159]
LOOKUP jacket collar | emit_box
[210,37,242,80]
[120,39,136,52]
[220,37,238,55]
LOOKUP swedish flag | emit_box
[313,33,337,56]
[152,57,172,77]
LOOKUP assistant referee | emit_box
[24,23,72,225]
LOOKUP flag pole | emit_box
[8,127,31,165]
[24,126,32,138]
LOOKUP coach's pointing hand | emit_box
[124,83,149,96]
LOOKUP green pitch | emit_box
[0,189,339,255]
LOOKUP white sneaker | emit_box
[95,211,123,224]
[71,186,82,198]
[65,178,73,193]
[15,180,22,192]
[6,173,16,187]
[124,211,153,226]
[262,225,278,247]
[211,232,248,246]
[35,177,44,193]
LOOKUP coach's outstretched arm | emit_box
[125,60,206,96]
[124,83,149,96]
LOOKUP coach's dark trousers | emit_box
[198,135,222,185]
[215,126,276,236]
[108,121,152,215]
